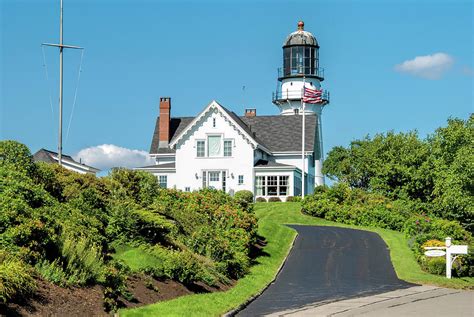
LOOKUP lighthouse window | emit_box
[284,46,318,77]
[283,48,291,75]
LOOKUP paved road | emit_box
[237,225,414,316]
[266,286,474,316]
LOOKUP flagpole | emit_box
[301,77,306,198]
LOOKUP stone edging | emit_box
[222,232,299,317]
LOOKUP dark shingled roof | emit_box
[254,160,295,168]
[241,115,317,152]
[150,117,194,154]
[149,110,318,154]
[33,149,100,172]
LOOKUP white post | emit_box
[445,237,452,279]
[301,78,306,198]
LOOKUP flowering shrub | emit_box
[0,141,259,311]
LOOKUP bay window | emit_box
[255,175,290,196]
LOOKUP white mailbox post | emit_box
[424,237,468,279]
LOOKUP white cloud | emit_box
[74,144,154,170]
[395,53,454,79]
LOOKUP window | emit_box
[209,171,220,181]
[196,140,205,157]
[185,187,190,192]
[256,175,290,196]
[267,176,278,196]
[279,176,289,196]
[207,135,222,157]
[158,175,167,188]
[222,171,226,192]
[202,171,207,188]
[212,118,216,128]
[238,175,244,185]
[224,140,232,157]
[256,176,266,196]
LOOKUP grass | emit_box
[119,202,473,317]
[113,244,162,272]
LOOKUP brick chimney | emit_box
[159,97,171,148]
[244,108,256,117]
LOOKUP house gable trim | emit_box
[169,100,261,150]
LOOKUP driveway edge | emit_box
[223,231,299,317]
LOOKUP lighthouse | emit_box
[272,21,330,187]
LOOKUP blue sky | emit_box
[1,0,472,169]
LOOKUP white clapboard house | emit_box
[138,21,330,200]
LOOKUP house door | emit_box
[208,171,221,190]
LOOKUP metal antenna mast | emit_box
[42,0,83,166]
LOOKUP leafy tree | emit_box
[322,115,472,230]
[429,115,474,229]
[0,140,36,176]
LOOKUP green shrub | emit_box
[146,245,215,285]
[302,194,337,218]
[420,256,446,275]
[101,264,128,312]
[255,197,267,202]
[106,168,160,206]
[268,197,281,202]
[286,196,302,202]
[35,259,68,286]
[0,255,36,303]
[60,236,105,285]
[0,140,36,176]
[234,190,254,211]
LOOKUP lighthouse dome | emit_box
[283,21,318,47]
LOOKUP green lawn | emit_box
[119,202,473,317]
[113,244,163,272]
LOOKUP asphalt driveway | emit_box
[237,225,414,316]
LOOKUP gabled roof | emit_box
[149,101,318,155]
[149,117,194,154]
[241,115,316,152]
[168,101,265,151]
[33,149,100,173]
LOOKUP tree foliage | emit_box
[323,115,473,230]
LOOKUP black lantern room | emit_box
[280,21,323,81]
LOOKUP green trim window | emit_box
[196,140,205,157]
[224,140,232,157]
[158,175,167,188]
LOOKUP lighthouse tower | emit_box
[272,21,330,187]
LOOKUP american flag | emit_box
[303,86,323,104]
